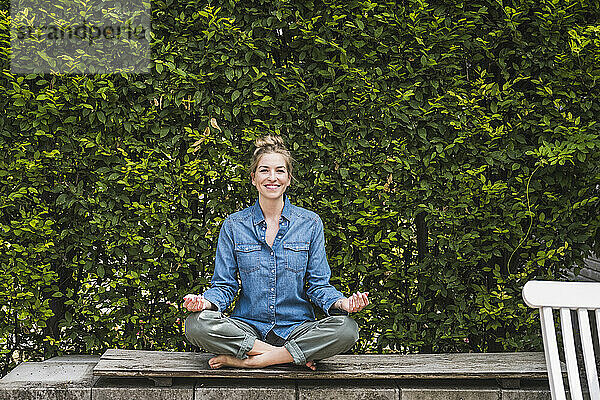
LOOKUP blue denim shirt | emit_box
[202,196,345,340]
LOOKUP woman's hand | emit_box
[336,292,370,313]
[183,294,212,312]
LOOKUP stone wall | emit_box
[0,356,552,400]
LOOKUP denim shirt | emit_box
[202,196,345,340]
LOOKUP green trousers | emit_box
[184,310,359,365]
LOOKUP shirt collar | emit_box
[252,195,292,226]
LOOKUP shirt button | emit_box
[271,288,274,291]
[271,269,275,273]
[270,251,274,256]
[270,306,274,309]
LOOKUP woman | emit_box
[183,135,369,370]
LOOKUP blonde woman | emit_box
[183,135,369,370]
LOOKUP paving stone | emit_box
[502,389,551,400]
[196,378,296,400]
[398,379,500,400]
[0,357,99,400]
[502,380,551,400]
[92,377,195,400]
[0,385,90,400]
[298,380,399,400]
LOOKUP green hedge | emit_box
[1,0,599,377]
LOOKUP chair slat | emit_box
[577,309,600,400]
[560,308,583,400]
[541,307,566,400]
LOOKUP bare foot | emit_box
[208,347,294,369]
[208,355,249,369]
[305,360,317,371]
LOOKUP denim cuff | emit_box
[324,296,346,316]
[284,339,306,365]
[236,333,255,359]
[202,292,224,312]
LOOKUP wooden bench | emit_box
[93,349,551,388]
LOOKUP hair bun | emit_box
[249,135,294,177]
[255,135,285,149]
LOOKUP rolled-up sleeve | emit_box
[305,216,345,316]
[202,218,239,311]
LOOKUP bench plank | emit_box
[93,349,549,380]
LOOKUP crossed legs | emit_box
[184,310,358,369]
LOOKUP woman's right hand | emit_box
[336,291,370,313]
[183,294,211,312]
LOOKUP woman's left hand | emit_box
[337,292,370,313]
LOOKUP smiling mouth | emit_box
[265,184,281,189]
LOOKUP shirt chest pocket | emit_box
[235,243,262,273]
[283,242,309,273]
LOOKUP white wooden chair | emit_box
[523,280,600,400]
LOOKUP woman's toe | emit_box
[306,361,317,371]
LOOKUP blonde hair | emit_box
[249,135,293,177]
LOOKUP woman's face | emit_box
[251,152,291,201]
